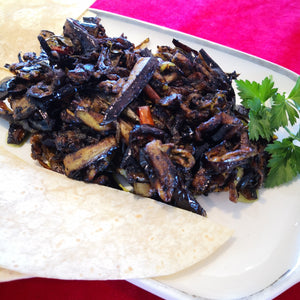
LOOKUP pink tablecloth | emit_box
[0,1,299,299]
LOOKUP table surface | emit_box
[0,0,299,299]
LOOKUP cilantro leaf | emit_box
[296,127,300,140]
[265,138,300,187]
[248,108,273,141]
[288,77,300,108]
[259,76,278,102]
[235,79,260,105]
[235,77,277,108]
[236,77,278,141]
[293,144,300,172]
[265,158,297,187]
[247,97,262,113]
[271,93,299,130]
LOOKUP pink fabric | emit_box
[0,1,299,300]
[91,0,300,74]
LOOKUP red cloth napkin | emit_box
[0,1,299,300]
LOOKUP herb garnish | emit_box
[236,76,300,187]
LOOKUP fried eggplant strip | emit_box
[102,56,158,124]
[63,136,118,176]
[141,139,206,216]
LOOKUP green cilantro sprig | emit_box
[235,76,300,188]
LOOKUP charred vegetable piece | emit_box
[102,56,158,124]
[205,142,257,173]
[195,112,244,142]
[10,96,36,121]
[140,139,206,216]
[173,189,207,217]
[0,77,14,100]
[133,182,153,197]
[63,136,118,176]
[118,119,134,145]
[141,139,177,202]
[129,124,168,146]
[63,18,99,54]
[75,109,112,132]
[169,147,196,170]
[7,123,28,144]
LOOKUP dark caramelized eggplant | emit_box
[0,17,270,216]
[63,136,118,177]
[102,56,158,124]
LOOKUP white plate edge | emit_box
[128,260,300,300]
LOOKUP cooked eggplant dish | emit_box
[0,17,270,216]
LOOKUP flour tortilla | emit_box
[0,146,232,280]
[0,268,29,282]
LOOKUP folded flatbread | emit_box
[0,146,232,280]
[0,267,29,282]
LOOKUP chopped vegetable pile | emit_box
[0,17,299,216]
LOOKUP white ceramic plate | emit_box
[0,8,299,299]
